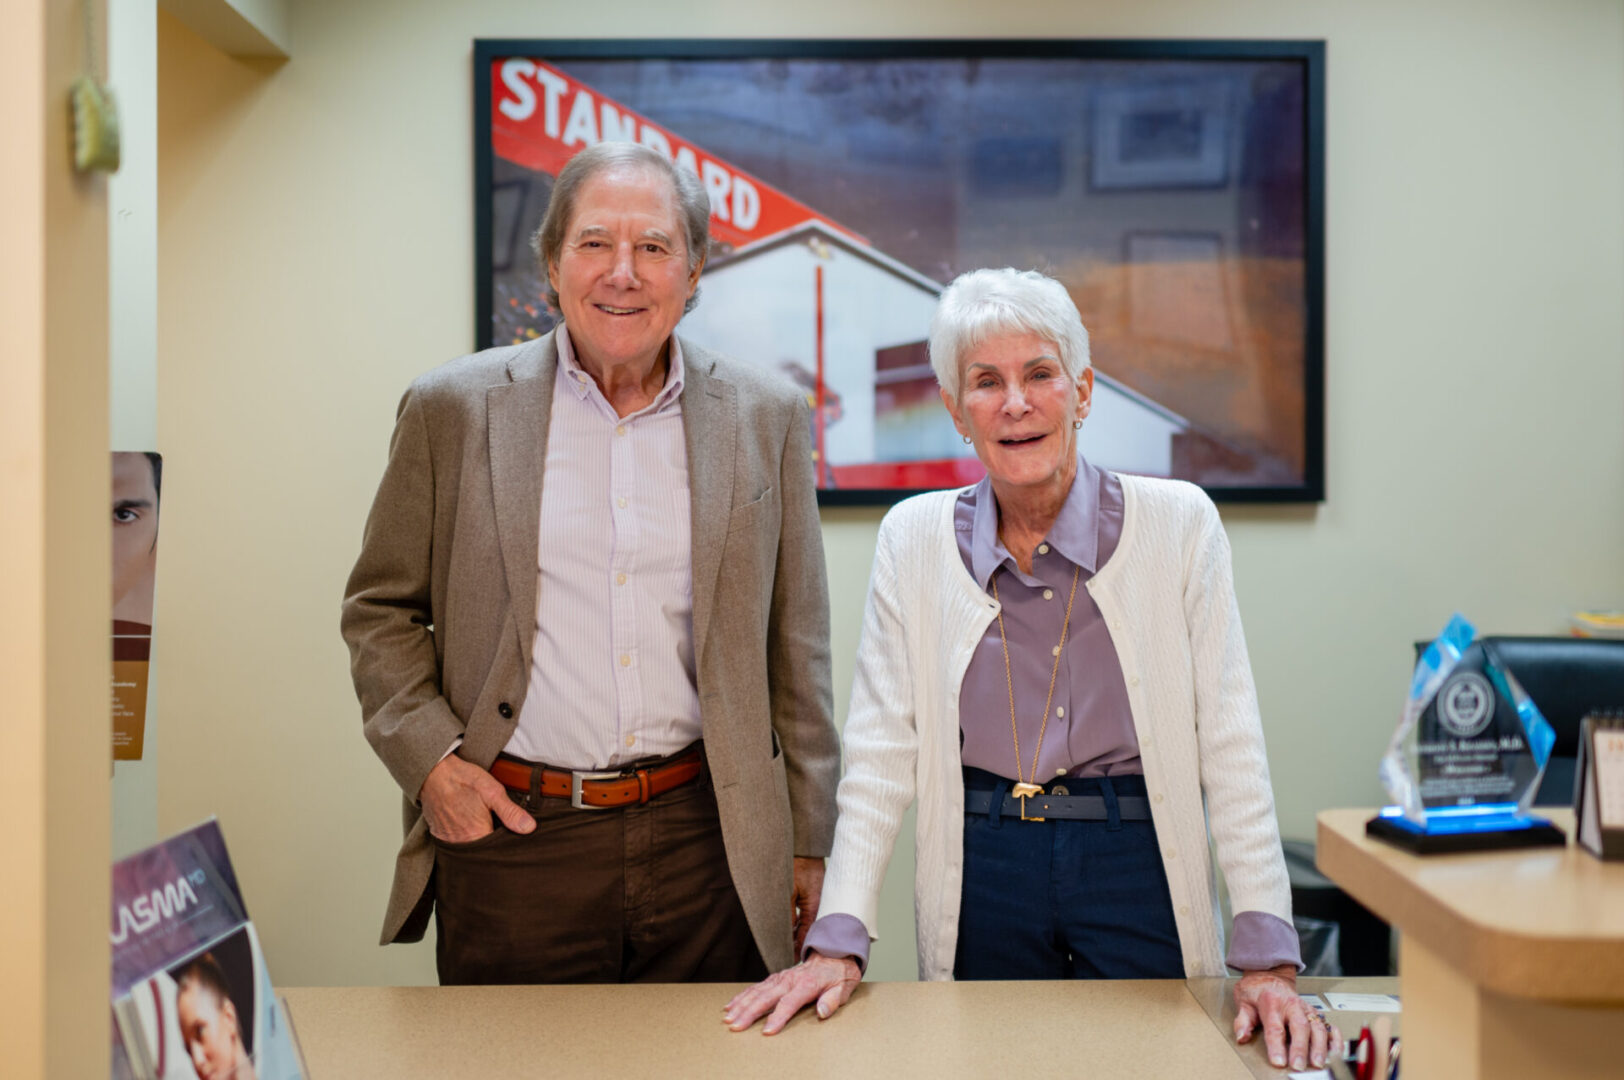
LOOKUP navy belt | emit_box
[963,789,1151,822]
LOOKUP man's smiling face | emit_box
[547,164,700,375]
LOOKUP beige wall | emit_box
[1,0,112,1074]
[156,0,1624,988]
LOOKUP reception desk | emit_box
[281,975,1398,1078]
[1318,807,1624,1080]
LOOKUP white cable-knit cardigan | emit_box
[819,475,1293,980]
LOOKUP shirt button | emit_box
[1112,620,1122,631]
[1129,675,1140,687]
[1153,792,1164,804]
[1179,905,1191,917]
[617,496,628,509]
[619,654,631,667]
[1043,589,1054,601]
[1051,645,1061,657]
[1038,544,1050,554]
[1056,707,1065,717]
[1165,848,1177,860]
[616,425,627,437]
[624,735,635,747]
[616,572,627,586]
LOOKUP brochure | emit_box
[112,450,161,759]
[110,820,306,1080]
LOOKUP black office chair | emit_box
[1284,839,1392,975]
[1412,636,1624,805]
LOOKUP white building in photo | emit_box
[679,222,1190,483]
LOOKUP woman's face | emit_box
[111,453,159,618]
[941,332,1093,492]
[175,982,245,1080]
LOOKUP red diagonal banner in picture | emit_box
[491,58,867,250]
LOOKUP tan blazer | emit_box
[341,331,839,973]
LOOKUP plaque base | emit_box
[1365,808,1567,854]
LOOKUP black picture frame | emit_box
[474,38,1326,505]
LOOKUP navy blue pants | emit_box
[954,769,1184,980]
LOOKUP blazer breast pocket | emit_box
[726,484,777,535]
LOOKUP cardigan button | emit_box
[498,702,513,719]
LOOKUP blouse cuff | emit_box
[801,913,870,974]
[1226,910,1304,973]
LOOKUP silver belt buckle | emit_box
[570,769,623,810]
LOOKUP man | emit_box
[342,142,838,984]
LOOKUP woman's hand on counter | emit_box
[723,953,862,1035]
[1233,963,1340,1071]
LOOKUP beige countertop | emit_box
[281,975,1400,1079]
[1316,807,1624,1002]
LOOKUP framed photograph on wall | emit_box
[474,39,1326,503]
[1091,79,1234,190]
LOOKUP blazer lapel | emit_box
[487,333,557,674]
[682,340,735,667]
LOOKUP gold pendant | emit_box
[1011,782,1044,822]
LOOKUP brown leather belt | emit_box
[488,747,705,810]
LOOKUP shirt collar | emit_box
[555,323,685,410]
[968,452,1104,588]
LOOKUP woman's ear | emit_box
[1075,367,1095,422]
[940,385,971,440]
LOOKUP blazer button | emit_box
[498,702,513,719]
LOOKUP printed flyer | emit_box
[110,820,306,1080]
[112,451,161,759]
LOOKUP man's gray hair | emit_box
[530,142,711,314]
[928,268,1092,401]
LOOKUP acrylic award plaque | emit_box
[1369,614,1566,853]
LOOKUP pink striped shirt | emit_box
[504,325,703,769]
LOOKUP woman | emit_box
[173,953,257,1080]
[725,269,1336,1073]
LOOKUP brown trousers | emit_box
[431,757,767,985]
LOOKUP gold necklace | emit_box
[991,560,1082,822]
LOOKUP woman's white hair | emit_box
[928,268,1091,400]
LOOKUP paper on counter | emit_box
[1324,991,1400,1012]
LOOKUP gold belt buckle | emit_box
[1011,782,1045,822]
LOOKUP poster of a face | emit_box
[477,42,1324,502]
[113,451,162,759]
